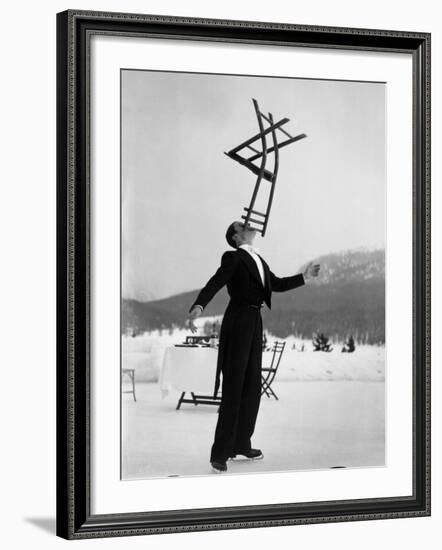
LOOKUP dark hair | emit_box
[225,222,239,249]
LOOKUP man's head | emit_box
[225,220,257,249]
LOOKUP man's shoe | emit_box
[230,448,264,461]
[211,459,228,473]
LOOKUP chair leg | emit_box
[176,392,186,410]
[131,371,136,402]
[261,377,278,400]
[267,385,278,400]
[260,376,266,396]
[260,377,272,397]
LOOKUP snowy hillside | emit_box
[123,248,385,344]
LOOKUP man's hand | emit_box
[303,261,320,281]
[188,305,203,333]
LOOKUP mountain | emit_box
[122,248,385,344]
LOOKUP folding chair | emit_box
[225,98,307,236]
[121,368,136,401]
[261,341,286,400]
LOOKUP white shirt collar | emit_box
[238,244,265,286]
[239,243,260,256]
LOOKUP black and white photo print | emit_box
[121,69,385,480]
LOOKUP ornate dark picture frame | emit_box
[56,9,431,540]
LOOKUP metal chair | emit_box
[121,368,136,401]
[225,98,307,236]
[261,341,286,400]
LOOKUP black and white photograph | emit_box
[121,69,386,480]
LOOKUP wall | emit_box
[1,1,439,548]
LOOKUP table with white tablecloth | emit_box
[159,346,220,406]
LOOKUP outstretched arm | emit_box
[187,251,238,334]
[269,261,320,292]
[269,271,305,292]
[189,251,238,313]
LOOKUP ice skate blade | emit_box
[230,453,264,461]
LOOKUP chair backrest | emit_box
[268,341,286,372]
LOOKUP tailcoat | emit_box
[189,248,305,461]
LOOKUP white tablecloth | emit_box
[159,346,219,397]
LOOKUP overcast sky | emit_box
[122,69,385,301]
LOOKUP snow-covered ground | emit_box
[122,323,385,479]
[122,379,385,479]
[122,322,385,383]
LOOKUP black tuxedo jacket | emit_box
[189,247,305,312]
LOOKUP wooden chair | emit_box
[261,341,286,400]
[121,368,136,401]
[225,98,307,236]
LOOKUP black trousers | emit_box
[210,303,263,462]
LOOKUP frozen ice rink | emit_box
[122,378,385,479]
